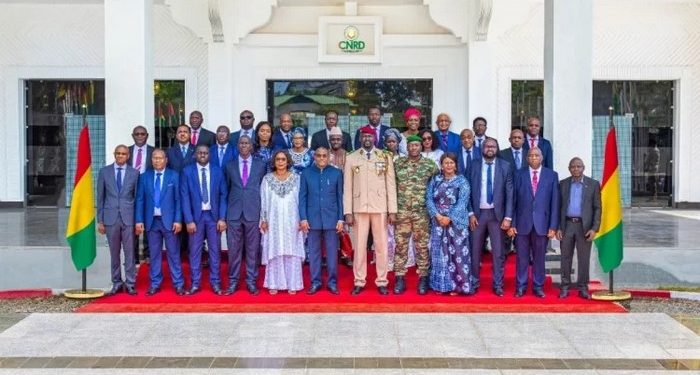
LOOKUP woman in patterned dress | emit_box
[259,150,305,294]
[253,121,274,173]
[426,152,473,295]
[288,127,314,174]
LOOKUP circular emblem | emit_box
[344,25,359,40]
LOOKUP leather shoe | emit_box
[247,285,260,296]
[340,256,353,268]
[558,289,569,299]
[124,286,137,296]
[393,276,406,295]
[106,285,122,296]
[145,287,160,296]
[533,289,546,298]
[224,284,237,295]
[307,284,322,295]
[327,285,340,295]
[187,286,201,295]
[175,287,186,296]
[378,286,389,295]
[212,285,223,295]
[514,289,525,298]
[417,276,429,295]
[492,287,504,297]
[350,286,363,295]
[578,289,592,299]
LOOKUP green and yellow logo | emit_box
[339,25,365,53]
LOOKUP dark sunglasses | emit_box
[240,115,253,120]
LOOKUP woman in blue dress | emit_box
[254,121,274,172]
[288,127,314,174]
[426,152,473,295]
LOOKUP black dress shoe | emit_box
[146,287,160,296]
[247,285,260,296]
[187,286,201,295]
[307,284,321,295]
[340,256,353,268]
[350,286,363,295]
[533,289,546,298]
[378,286,389,295]
[125,286,137,296]
[515,289,525,298]
[578,290,592,299]
[224,284,237,295]
[558,289,569,299]
[175,287,186,296]
[393,276,406,295]
[417,276,429,295]
[106,285,122,296]
[327,285,340,295]
[492,287,504,297]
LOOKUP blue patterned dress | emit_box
[289,148,314,175]
[426,173,473,293]
[254,145,274,173]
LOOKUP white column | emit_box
[104,0,153,159]
[207,42,234,131]
[467,41,498,137]
[544,0,592,174]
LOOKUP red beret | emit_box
[359,126,376,136]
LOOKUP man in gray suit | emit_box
[97,145,140,296]
[556,157,601,299]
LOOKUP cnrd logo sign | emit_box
[338,25,365,53]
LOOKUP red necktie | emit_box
[191,130,198,145]
[529,137,536,149]
[531,170,539,196]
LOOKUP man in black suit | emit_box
[556,157,601,300]
[271,113,295,150]
[468,138,514,297]
[189,111,215,147]
[129,125,154,264]
[499,129,526,172]
[230,110,256,146]
[310,110,352,151]
[353,106,389,149]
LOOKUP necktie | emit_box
[366,150,371,160]
[442,133,448,149]
[181,146,187,157]
[154,172,162,208]
[135,148,143,171]
[375,127,380,147]
[201,168,209,204]
[286,133,291,148]
[116,167,123,192]
[514,150,521,169]
[486,162,493,204]
[529,137,536,149]
[242,159,249,187]
[219,146,225,166]
[532,170,539,196]
[191,130,198,145]
[477,138,483,149]
[467,150,472,165]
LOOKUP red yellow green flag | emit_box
[594,126,624,273]
[65,123,96,271]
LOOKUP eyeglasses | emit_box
[240,115,253,120]
[422,137,432,141]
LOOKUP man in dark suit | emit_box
[434,113,461,154]
[210,125,236,168]
[299,147,344,295]
[135,149,185,296]
[353,106,389,149]
[229,110,256,146]
[189,111,216,147]
[457,129,481,177]
[468,138,514,297]
[310,110,352,151]
[522,116,554,169]
[166,124,195,172]
[509,147,560,298]
[97,145,140,296]
[129,125,154,264]
[271,113,295,150]
[499,129,526,171]
[181,145,228,295]
[556,157,601,300]
[225,135,266,295]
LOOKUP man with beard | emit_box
[353,106,389,149]
[230,110,256,146]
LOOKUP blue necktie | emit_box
[154,172,162,208]
[181,146,187,157]
[286,133,291,148]
[486,162,493,204]
[201,167,209,204]
[116,167,123,193]
[514,150,521,169]
[477,138,483,149]
[219,146,225,166]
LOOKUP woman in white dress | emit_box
[260,150,305,294]
[398,108,422,155]
[419,129,444,168]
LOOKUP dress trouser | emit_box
[188,211,222,288]
[352,213,388,287]
[226,219,261,287]
[515,230,547,290]
[147,217,184,289]
[470,209,506,289]
[308,229,338,288]
[559,220,592,291]
[105,218,136,288]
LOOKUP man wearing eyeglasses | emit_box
[129,125,154,265]
[230,110,256,147]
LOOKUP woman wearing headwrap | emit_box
[383,128,404,161]
[399,108,422,155]
[288,127,314,174]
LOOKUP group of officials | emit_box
[97,107,601,299]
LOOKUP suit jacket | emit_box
[499,147,526,171]
[128,144,154,172]
[353,124,390,150]
[522,136,554,170]
[469,158,514,222]
[512,167,560,236]
[166,143,195,172]
[457,146,482,178]
[434,130,461,155]
[229,129,256,148]
[135,168,181,231]
[97,163,139,226]
[191,127,216,147]
[559,175,602,233]
[180,163,228,224]
[299,164,344,230]
[225,156,266,222]
[310,128,353,152]
[210,143,237,169]
[343,148,398,215]
[271,128,295,150]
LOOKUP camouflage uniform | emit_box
[393,155,438,276]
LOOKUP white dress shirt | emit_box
[196,163,212,211]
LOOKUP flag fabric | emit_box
[594,126,623,273]
[65,122,96,271]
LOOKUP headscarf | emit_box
[403,107,422,122]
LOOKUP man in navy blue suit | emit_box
[522,116,554,169]
[210,125,236,168]
[509,147,560,298]
[271,113,295,150]
[299,147,344,295]
[224,135,267,295]
[181,145,228,295]
[166,124,195,172]
[229,110,256,147]
[457,129,481,177]
[353,106,389,149]
[468,138,514,297]
[434,113,461,154]
[135,149,185,296]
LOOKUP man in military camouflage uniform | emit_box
[393,135,438,295]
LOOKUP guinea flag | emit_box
[65,123,97,271]
[594,126,623,273]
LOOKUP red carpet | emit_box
[78,253,625,313]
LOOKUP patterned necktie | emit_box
[514,150,521,169]
[135,148,142,171]
[154,172,162,208]
[241,159,249,187]
[442,133,448,149]
[219,146,225,166]
[201,167,209,204]
[487,162,493,204]
[191,130,198,145]
[116,167,123,192]
[531,170,539,196]
[529,137,536,149]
